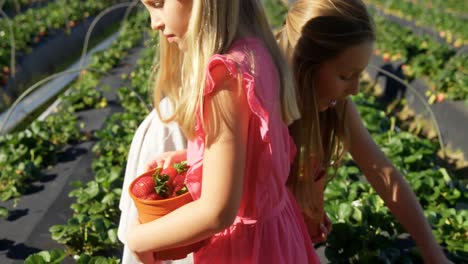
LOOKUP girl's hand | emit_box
[133,250,155,264]
[421,247,454,264]
[145,149,187,171]
[424,255,453,264]
[305,213,332,244]
[127,218,157,264]
[126,222,185,264]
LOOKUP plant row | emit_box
[372,12,468,103]
[1,0,53,15]
[0,9,144,205]
[365,0,467,47]
[406,0,468,15]
[407,0,468,15]
[0,0,127,86]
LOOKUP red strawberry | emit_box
[173,184,188,197]
[383,53,391,62]
[172,173,185,187]
[131,176,156,199]
[146,193,163,200]
[161,167,177,184]
[172,173,188,196]
[436,93,445,103]
[173,183,184,195]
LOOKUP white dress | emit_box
[117,98,193,264]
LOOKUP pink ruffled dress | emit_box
[185,38,320,264]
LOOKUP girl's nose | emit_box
[151,15,164,31]
[348,81,359,96]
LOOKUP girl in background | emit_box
[277,0,451,263]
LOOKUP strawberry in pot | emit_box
[130,162,190,201]
[128,161,202,260]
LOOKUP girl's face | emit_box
[315,42,373,112]
[141,0,193,50]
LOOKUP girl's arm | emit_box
[345,99,449,263]
[127,65,250,254]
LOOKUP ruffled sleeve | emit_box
[204,54,239,96]
[200,54,271,144]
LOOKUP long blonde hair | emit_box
[152,0,300,140]
[277,0,375,218]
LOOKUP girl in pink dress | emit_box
[125,0,319,263]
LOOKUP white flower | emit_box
[351,199,362,207]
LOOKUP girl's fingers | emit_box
[144,153,185,171]
[311,233,326,244]
[309,222,328,244]
[324,215,332,234]
[144,151,182,171]
[163,157,173,169]
[145,158,163,171]
[310,224,328,244]
[144,164,151,171]
[145,160,157,170]
[320,224,328,237]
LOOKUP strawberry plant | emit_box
[25,249,122,264]
[0,109,80,201]
[0,0,126,80]
[264,0,288,29]
[434,54,468,102]
[1,0,51,14]
[63,71,108,111]
[0,205,8,218]
[407,0,468,15]
[425,208,468,255]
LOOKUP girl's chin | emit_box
[318,100,337,112]
[177,41,187,52]
[318,105,329,112]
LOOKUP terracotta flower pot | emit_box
[129,169,203,260]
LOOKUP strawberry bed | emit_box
[371,10,467,103]
[0,10,145,206]
[0,0,130,105]
[364,0,467,47]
